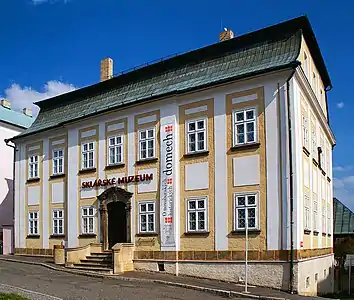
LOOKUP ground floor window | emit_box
[186,197,207,232]
[52,209,64,235]
[138,201,156,233]
[81,206,95,234]
[234,192,259,231]
[28,211,39,235]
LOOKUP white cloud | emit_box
[334,176,354,211]
[333,165,352,172]
[2,81,76,117]
[336,102,344,109]
[32,0,70,4]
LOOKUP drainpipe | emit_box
[285,69,296,294]
[5,138,16,255]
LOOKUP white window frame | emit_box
[138,127,156,160]
[52,148,64,175]
[304,193,311,230]
[302,111,309,150]
[327,204,331,234]
[28,211,39,235]
[234,192,259,231]
[312,72,318,95]
[232,107,258,146]
[52,209,64,235]
[28,155,39,179]
[81,206,96,234]
[322,203,326,233]
[107,135,124,165]
[313,199,318,232]
[303,52,309,78]
[186,197,208,232]
[81,141,95,170]
[138,201,156,233]
[185,118,208,154]
[311,122,317,158]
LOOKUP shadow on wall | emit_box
[0,178,14,229]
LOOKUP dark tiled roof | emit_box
[12,16,330,140]
[334,198,354,235]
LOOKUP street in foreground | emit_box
[0,260,253,300]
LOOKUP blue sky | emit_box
[1,0,353,208]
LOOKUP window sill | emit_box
[184,231,210,236]
[327,176,331,183]
[303,147,310,157]
[27,178,40,184]
[27,235,40,239]
[183,151,209,158]
[322,232,327,237]
[136,157,158,165]
[231,142,260,152]
[50,234,65,239]
[78,168,96,174]
[312,158,318,167]
[135,232,158,237]
[304,229,311,235]
[50,173,65,179]
[105,163,125,170]
[78,234,96,238]
[231,229,261,235]
[313,231,319,236]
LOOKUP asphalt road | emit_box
[0,260,251,300]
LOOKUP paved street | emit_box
[0,260,250,300]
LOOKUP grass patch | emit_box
[0,293,29,300]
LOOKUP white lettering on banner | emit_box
[160,123,175,247]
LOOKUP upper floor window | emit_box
[186,118,207,154]
[312,72,317,95]
[327,204,331,234]
[138,201,156,233]
[52,149,64,175]
[320,136,325,169]
[322,203,326,233]
[81,142,95,169]
[233,108,257,146]
[81,206,95,234]
[311,122,317,158]
[234,193,259,231]
[313,198,318,232]
[304,52,309,77]
[304,193,310,231]
[302,112,309,150]
[28,155,39,179]
[138,128,155,160]
[28,211,39,235]
[108,135,123,165]
[186,197,207,232]
[52,209,64,235]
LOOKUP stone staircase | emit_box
[66,251,113,274]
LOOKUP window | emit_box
[311,122,317,158]
[186,197,207,232]
[322,203,326,233]
[52,149,64,175]
[28,211,39,235]
[320,136,325,169]
[28,155,39,179]
[326,146,330,175]
[303,52,309,77]
[327,203,331,234]
[108,135,123,165]
[324,269,327,277]
[315,273,318,282]
[81,142,95,169]
[81,206,95,234]
[138,201,156,233]
[304,193,310,230]
[186,118,207,153]
[138,128,155,160]
[313,198,318,231]
[312,72,317,95]
[52,209,64,235]
[302,111,309,149]
[233,108,257,146]
[305,277,310,288]
[234,193,259,230]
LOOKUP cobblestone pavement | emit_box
[0,260,251,300]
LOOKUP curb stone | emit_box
[0,257,289,300]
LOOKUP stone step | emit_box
[81,258,112,263]
[86,255,112,260]
[75,262,112,268]
[67,265,113,274]
[90,252,112,257]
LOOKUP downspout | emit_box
[5,138,16,255]
[285,69,296,294]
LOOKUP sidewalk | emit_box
[0,255,333,300]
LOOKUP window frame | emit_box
[234,192,260,231]
[322,203,326,234]
[185,117,208,154]
[304,193,311,231]
[81,141,95,170]
[186,196,208,232]
[28,211,39,235]
[28,154,39,179]
[312,72,318,95]
[138,127,156,161]
[107,135,124,165]
[302,110,309,150]
[52,148,64,175]
[232,107,258,147]
[138,201,156,234]
[303,52,309,78]
[52,209,64,235]
[311,122,317,158]
[81,206,96,235]
[313,198,318,232]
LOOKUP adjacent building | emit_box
[0,99,33,254]
[8,16,335,295]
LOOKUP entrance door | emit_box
[107,202,127,249]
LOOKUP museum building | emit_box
[7,16,335,296]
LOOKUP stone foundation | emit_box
[14,248,53,256]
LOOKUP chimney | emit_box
[1,99,11,109]
[23,108,32,117]
[100,57,113,82]
[219,29,234,42]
